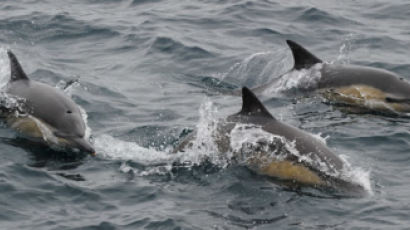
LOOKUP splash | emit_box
[339,154,373,194]
[219,49,291,88]
[184,99,219,159]
[311,132,329,145]
[174,98,235,168]
[335,34,359,64]
[0,92,27,115]
[56,78,80,97]
[262,63,323,95]
[92,99,226,174]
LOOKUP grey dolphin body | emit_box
[256,40,410,113]
[175,88,362,192]
[2,51,95,154]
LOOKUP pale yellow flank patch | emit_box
[245,152,325,185]
[321,85,407,112]
[7,115,44,138]
[6,115,69,146]
[259,160,324,185]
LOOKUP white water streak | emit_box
[0,47,10,90]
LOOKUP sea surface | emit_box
[1,0,410,229]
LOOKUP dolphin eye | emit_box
[67,110,72,114]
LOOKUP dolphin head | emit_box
[5,50,95,155]
[34,94,95,155]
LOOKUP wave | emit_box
[148,36,215,60]
[0,12,119,44]
[131,0,162,5]
[364,2,410,20]
[296,7,361,26]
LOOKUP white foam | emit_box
[311,132,329,145]
[78,105,92,140]
[339,154,373,194]
[230,124,289,164]
[94,134,173,163]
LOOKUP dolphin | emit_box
[175,87,363,192]
[255,40,410,113]
[1,50,95,155]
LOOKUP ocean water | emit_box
[1,0,410,229]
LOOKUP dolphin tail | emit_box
[238,87,274,119]
[7,50,29,82]
[286,40,322,70]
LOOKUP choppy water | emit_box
[1,0,410,229]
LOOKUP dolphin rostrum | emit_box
[2,50,95,155]
[256,40,410,113]
[175,87,363,192]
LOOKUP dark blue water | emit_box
[1,0,410,229]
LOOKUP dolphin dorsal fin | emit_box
[7,50,29,82]
[239,87,274,119]
[286,40,322,70]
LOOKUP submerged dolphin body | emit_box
[255,40,410,113]
[1,51,95,154]
[175,87,363,192]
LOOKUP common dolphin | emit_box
[175,87,363,192]
[255,40,410,113]
[1,50,95,155]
